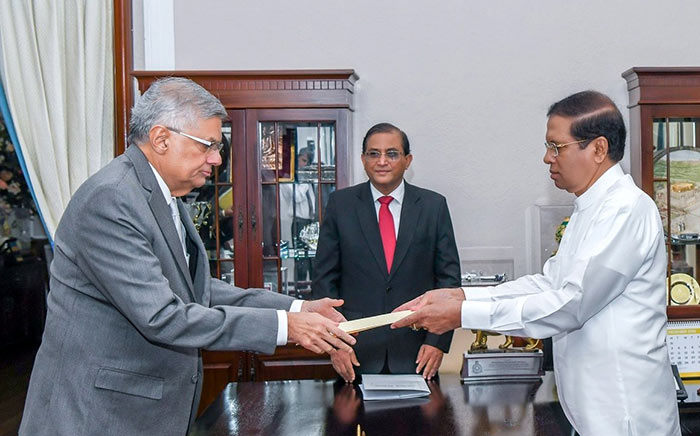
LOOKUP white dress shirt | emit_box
[369,180,404,238]
[148,164,302,346]
[461,164,680,436]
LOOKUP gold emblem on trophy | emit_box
[469,330,541,353]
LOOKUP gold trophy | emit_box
[461,330,544,382]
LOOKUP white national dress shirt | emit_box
[148,164,301,346]
[461,164,680,436]
[370,180,404,238]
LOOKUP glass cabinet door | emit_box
[653,117,700,305]
[258,121,336,297]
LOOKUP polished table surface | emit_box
[189,372,575,436]
[679,378,700,435]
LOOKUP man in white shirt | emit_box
[392,91,680,436]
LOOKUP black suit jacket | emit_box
[312,181,460,374]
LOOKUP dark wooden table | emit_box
[189,372,575,436]
[679,378,700,435]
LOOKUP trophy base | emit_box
[461,349,544,382]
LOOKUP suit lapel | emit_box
[355,182,389,277]
[391,183,421,277]
[125,146,197,301]
[178,200,209,305]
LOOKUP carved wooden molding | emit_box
[623,67,700,106]
[132,70,358,110]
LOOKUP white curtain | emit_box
[0,0,114,238]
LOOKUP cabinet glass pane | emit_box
[653,121,667,180]
[654,118,700,302]
[654,181,668,230]
[319,122,336,182]
[257,121,337,296]
[217,184,235,259]
[261,184,279,257]
[263,259,280,293]
[220,260,235,285]
[220,123,233,184]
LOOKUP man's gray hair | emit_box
[128,77,227,146]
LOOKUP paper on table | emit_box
[338,310,413,334]
[359,374,431,401]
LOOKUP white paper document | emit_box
[338,310,413,334]
[359,374,431,401]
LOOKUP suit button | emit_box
[191,374,199,384]
[386,286,391,292]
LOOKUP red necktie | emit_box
[378,196,396,272]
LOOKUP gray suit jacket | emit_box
[19,146,295,436]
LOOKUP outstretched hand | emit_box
[287,312,356,355]
[302,298,347,323]
[391,288,465,335]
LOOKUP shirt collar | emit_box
[574,163,625,211]
[149,163,175,206]
[370,180,405,205]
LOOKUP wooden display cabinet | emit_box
[131,70,357,414]
[623,67,700,319]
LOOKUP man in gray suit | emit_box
[19,77,355,436]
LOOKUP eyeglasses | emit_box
[166,127,224,153]
[544,139,589,157]
[363,150,404,161]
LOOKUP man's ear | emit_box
[592,136,609,164]
[148,125,170,155]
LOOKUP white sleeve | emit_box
[275,300,304,346]
[289,300,304,312]
[276,310,288,346]
[461,196,660,338]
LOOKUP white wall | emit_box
[159,0,700,278]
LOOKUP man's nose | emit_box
[377,154,390,165]
[543,149,555,165]
[208,150,223,166]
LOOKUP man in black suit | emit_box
[312,123,460,382]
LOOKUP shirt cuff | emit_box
[462,286,493,302]
[276,301,303,346]
[461,300,492,330]
[276,310,288,346]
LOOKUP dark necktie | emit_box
[378,196,396,273]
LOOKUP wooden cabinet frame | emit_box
[623,67,700,320]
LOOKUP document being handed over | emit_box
[338,310,413,334]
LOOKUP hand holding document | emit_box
[390,288,465,335]
[338,310,413,334]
